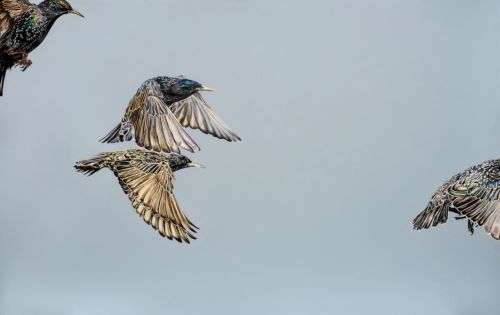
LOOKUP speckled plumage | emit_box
[413,159,500,240]
[100,75,241,154]
[75,149,205,243]
[0,0,83,96]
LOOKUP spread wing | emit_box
[170,92,241,142]
[0,0,32,38]
[413,192,451,231]
[126,81,200,154]
[447,168,500,240]
[113,155,198,243]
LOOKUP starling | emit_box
[413,159,500,240]
[75,149,205,243]
[100,76,241,154]
[0,0,83,96]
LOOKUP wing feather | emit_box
[448,179,500,240]
[0,0,32,38]
[113,155,197,242]
[170,92,241,142]
[128,93,200,154]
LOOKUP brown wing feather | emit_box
[129,95,200,153]
[448,182,500,240]
[0,0,32,37]
[413,197,450,231]
[125,81,200,154]
[113,157,197,243]
[170,92,241,142]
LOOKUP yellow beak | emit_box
[188,162,206,169]
[199,85,216,92]
[70,9,84,18]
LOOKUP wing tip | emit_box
[100,123,124,144]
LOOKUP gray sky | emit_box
[1,0,500,314]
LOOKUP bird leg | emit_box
[467,220,475,235]
[5,51,28,62]
[5,51,32,71]
[454,215,475,235]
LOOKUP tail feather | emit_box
[74,153,114,176]
[0,67,6,97]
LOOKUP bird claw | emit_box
[6,51,32,71]
[19,59,32,71]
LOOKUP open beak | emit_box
[188,162,206,169]
[70,9,84,18]
[199,85,216,92]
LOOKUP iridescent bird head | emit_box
[170,78,215,97]
[168,154,205,172]
[154,76,215,104]
[41,0,84,18]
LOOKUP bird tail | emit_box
[74,152,115,176]
[0,66,6,97]
[413,200,449,230]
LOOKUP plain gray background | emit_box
[0,0,499,314]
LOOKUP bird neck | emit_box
[170,164,187,172]
[163,93,192,105]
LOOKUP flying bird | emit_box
[75,149,205,243]
[101,76,241,154]
[0,0,83,96]
[413,159,500,241]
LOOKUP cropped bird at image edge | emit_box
[413,159,500,241]
[0,0,83,96]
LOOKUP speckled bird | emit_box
[0,0,83,96]
[75,149,205,243]
[413,159,500,241]
[101,75,241,154]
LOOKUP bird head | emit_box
[169,154,205,172]
[154,76,215,104]
[42,0,84,18]
[169,77,216,98]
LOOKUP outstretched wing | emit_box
[170,92,241,142]
[113,154,198,243]
[126,81,200,154]
[0,0,32,38]
[413,184,451,231]
[447,164,500,240]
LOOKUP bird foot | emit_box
[455,215,475,235]
[467,220,475,235]
[17,58,32,71]
[5,51,31,71]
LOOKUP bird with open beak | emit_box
[0,0,84,96]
